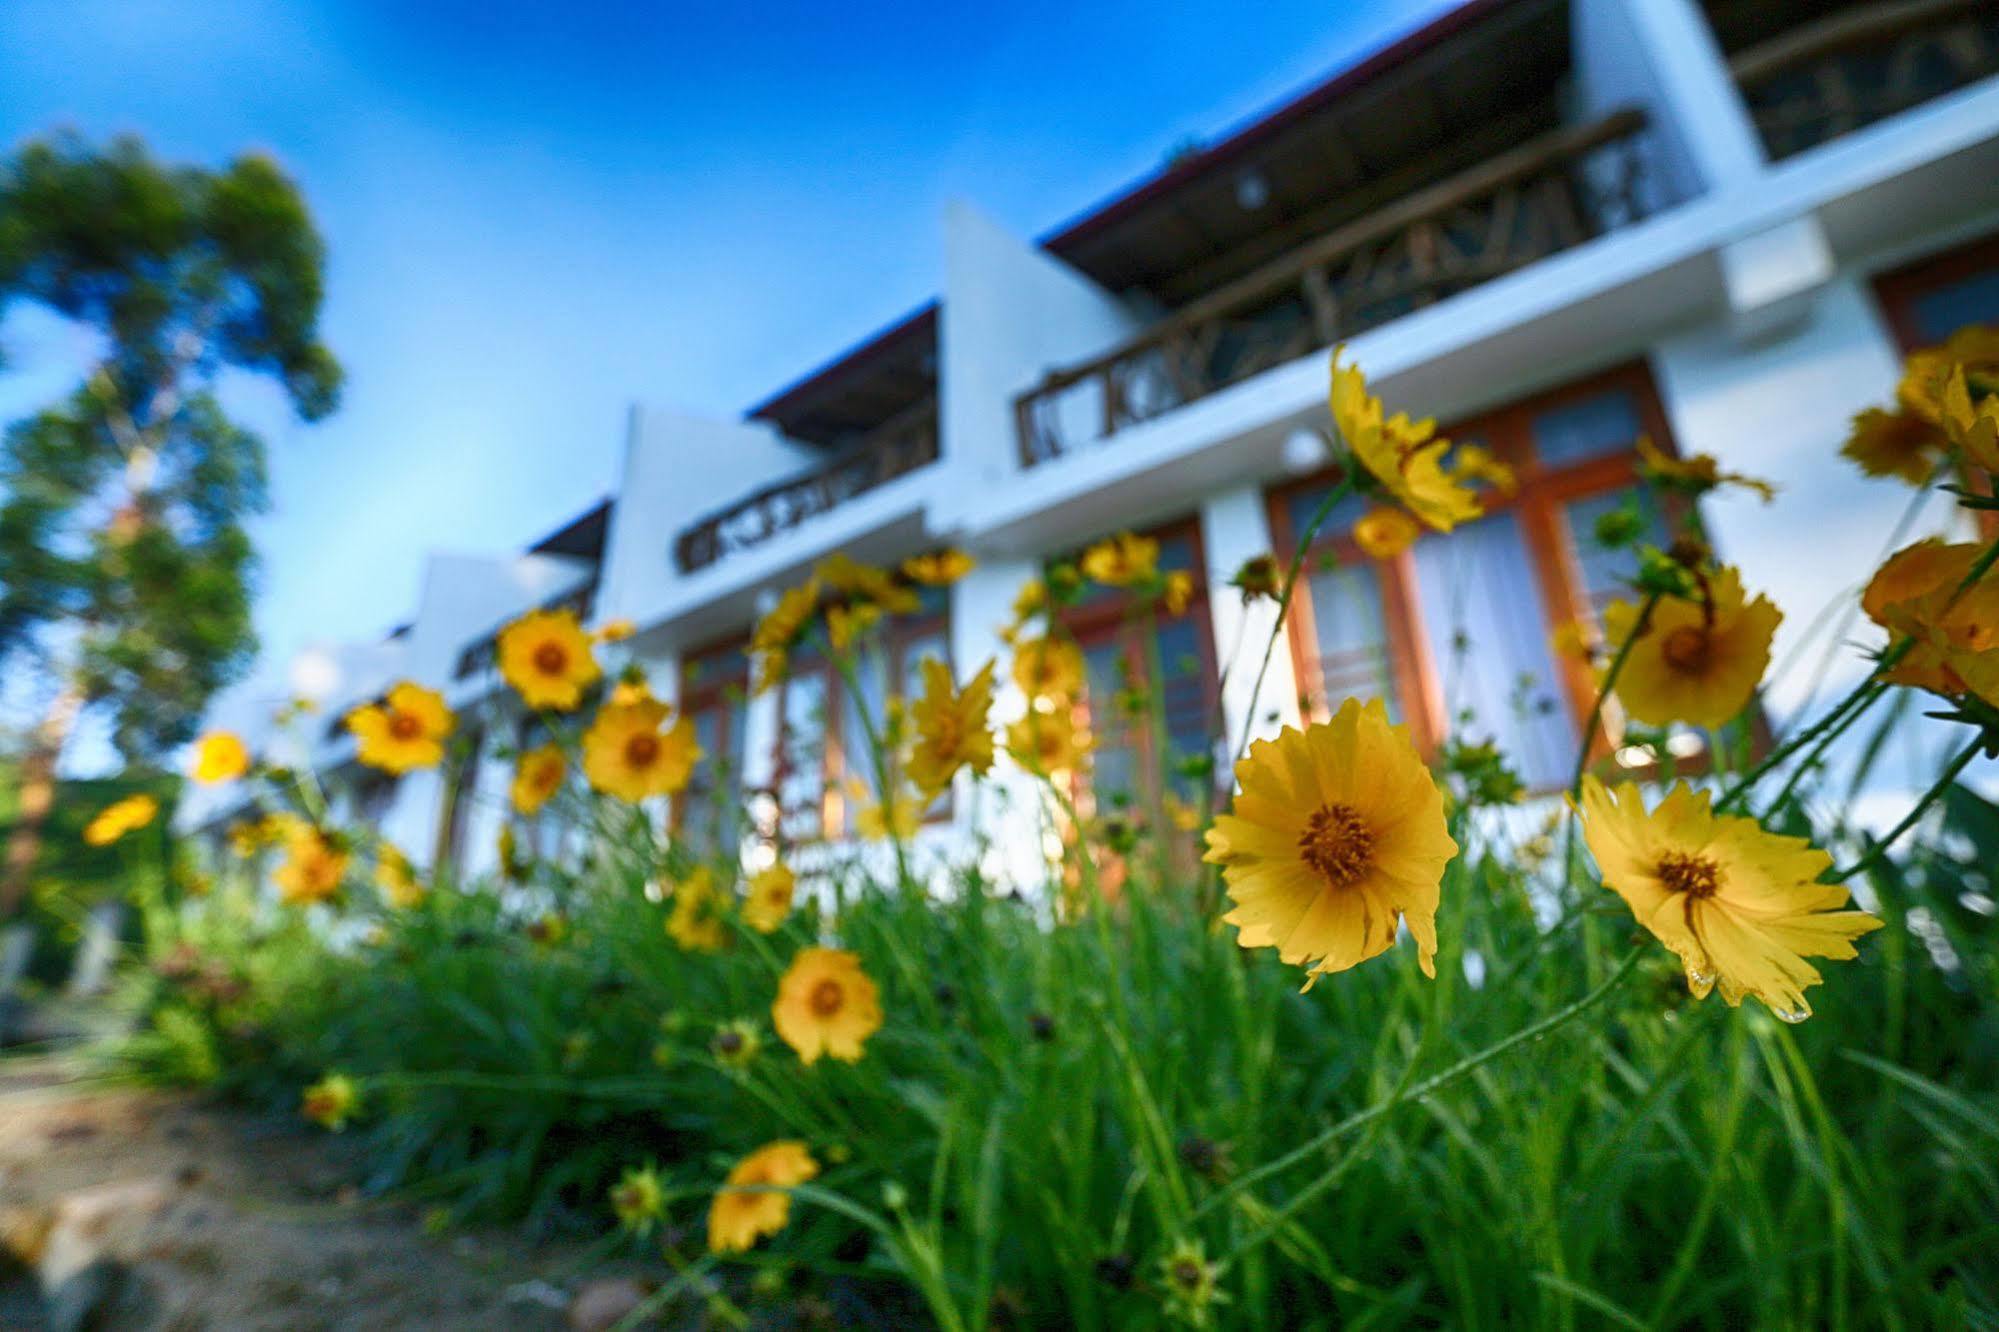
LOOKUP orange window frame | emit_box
[1054,516,1221,806]
[772,594,954,842]
[1268,362,1691,770]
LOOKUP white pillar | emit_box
[1200,486,1301,763]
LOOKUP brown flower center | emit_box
[1298,803,1374,886]
[1658,850,1721,899]
[1169,1259,1205,1291]
[388,711,422,741]
[624,732,660,768]
[808,978,845,1017]
[1660,626,1712,674]
[534,642,569,676]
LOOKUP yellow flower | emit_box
[1602,566,1779,729]
[1329,348,1480,532]
[1899,325,1999,424]
[1549,619,1601,666]
[826,600,883,652]
[301,1073,359,1131]
[347,682,454,774]
[743,863,796,933]
[1162,792,1202,832]
[374,845,424,909]
[610,1166,666,1232]
[1351,507,1420,560]
[772,947,882,1065]
[1205,697,1457,985]
[1843,406,1947,486]
[510,744,566,815]
[852,787,923,840]
[83,794,158,847]
[1576,778,1883,1019]
[1940,364,1999,475]
[751,577,821,695]
[594,617,637,644]
[1005,709,1091,779]
[667,867,729,953]
[1011,577,1049,624]
[707,1141,819,1254]
[582,699,701,801]
[710,1018,763,1068]
[525,912,567,946]
[1229,554,1282,604]
[815,552,918,614]
[609,673,654,707]
[190,731,250,784]
[497,608,601,711]
[1450,442,1518,496]
[1635,435,1776,502]
[275,825,349,906]
[907,657,996,796]
[1080,531,1159,587]
[1163,569,1195,616]
[1011,636,1085,703]
[1158,1238,1224,1325]
[902,548,975,586]
[1862,539,1999,703]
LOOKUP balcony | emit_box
[672,400,939,574]
[1727,0,1999,161]
[1014,110,1655,467]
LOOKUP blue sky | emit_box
[2,0,1452,692]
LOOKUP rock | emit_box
[567,1276,653,1331]
[37,1177,175,1293]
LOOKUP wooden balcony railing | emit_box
[1732,0,1999,161]
[672,400,939,574]
[1014,110,1654,467]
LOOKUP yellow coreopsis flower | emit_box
[1602,566,1781,729]
[275,825,349,906]
[1005,709,1091,777]
[1862,539,1999,704]
[374,845,424,909]
[1635,435,1776,502]
[510,743,566,815]
[1898,324,1999,424]
[815,552,918,614]
[1011,636,1085,704]
[743,863,796,933]
[751,577,821,695]
[772,947,883,1065]
[667,867,729,953]
[852,786,923,841]
[610,1166,666,1233]
[1842,406,1947,486]
[497,608,602,711]
[1449,442,1518,496]
[347,682,454,774]
[1940,364,1999,476]
[1576,778,1883,1019]
[1080,531,1159,587]
[906,657,997,796]
[608,673,654,707]
[1351,508,1420,560]
[902,548,975,586]
[1329,348,1480,532]
[1550,618,1601,666]
[582,699,701,801]
[83,794,158,847]
[1163,569,1196,616]
[594,617,637,644]
[825,600,883,652]
[1205,697,1458,985]
[1011,577,1049,625]
[301,1073,360,1131]
[190,731,250,784]
[707,1141,820,1254]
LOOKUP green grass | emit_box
[118,780,1999,1330]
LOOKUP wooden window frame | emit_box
[1268,362,1694,779]
[673,633,753,838]
[773,594,955,843]
[1054,516,1221,810]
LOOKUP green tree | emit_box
[0,132,341,918]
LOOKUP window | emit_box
[1875,231,1999,350]
[773,583,953,842]
[1056,519,1219,813]
[1270,364,1683,790]
[675,636,752,857]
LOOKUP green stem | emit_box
[1830,739,1983,883]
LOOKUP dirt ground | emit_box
[0,1054,597,1331]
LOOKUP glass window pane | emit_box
[1286,482,1370,548]
[1153,615,1212,796]
[1559,486,1669,625]
[1409,513,1576,789]
[1080,638,1140,808]
[839,645,889,834]
[1304,563,1400,721]
[780,671,828,841]
[1530,391,1642,469]
[1910,269,1999,345]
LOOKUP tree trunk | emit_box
[0,679,86,921]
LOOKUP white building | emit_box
[180,0,1999,878]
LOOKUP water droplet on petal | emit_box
[1686,968,1716,988]
[1771,1004,1810,1025]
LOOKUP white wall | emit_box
[1199,486,1301,759]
